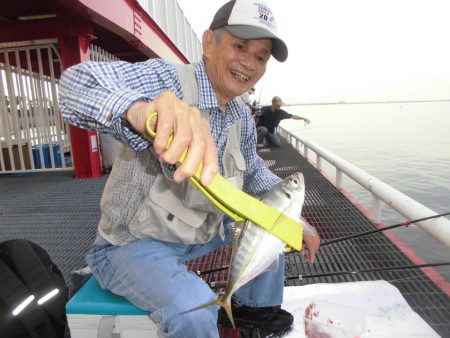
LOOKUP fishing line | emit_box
[285,262,450,280]
[208,264,450,288]
[197,265,229,276]
[370,267,450,285]
[196,212,450,276]
[289,211,450,253]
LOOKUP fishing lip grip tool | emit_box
[145,112,304,251]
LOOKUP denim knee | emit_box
[159,306,219,338]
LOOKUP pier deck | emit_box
[1,139,449,336]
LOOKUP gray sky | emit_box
[177,0,450,104]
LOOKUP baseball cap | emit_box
[272,96,284,106]
[209,0,288,62]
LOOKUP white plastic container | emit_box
[304,300,366,338]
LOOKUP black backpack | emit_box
[0,239,69,338]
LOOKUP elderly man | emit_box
[256,96,311,147]
[59,0,320,337]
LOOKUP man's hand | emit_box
[300,220,320,263]
[123,91,218,185]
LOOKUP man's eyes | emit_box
[233,43,269,63]
[257,55,268,63]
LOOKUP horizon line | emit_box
[281,99,450,106]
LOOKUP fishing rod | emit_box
[207,262,450,288]
[196,212,450,276]
[306,211,450,248]
[285,262,450,280]
[197,266,228,276]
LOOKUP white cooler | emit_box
[66,277,158,338]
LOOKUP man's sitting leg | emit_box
[256,126,269,146]
[266,132,282,147]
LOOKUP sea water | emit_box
[280,101,450,281]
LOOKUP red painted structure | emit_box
[0,0,189,178]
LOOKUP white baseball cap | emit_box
[209,0,288,62]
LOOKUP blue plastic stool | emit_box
[66,276,157,338]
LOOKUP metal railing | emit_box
[278,126,450,249]
[137,0,202,63]
[0,44,72,173]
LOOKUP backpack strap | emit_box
[0,258,57,338]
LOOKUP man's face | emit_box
[203,29,272,106]
[271,103,281,111]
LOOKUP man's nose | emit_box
[240,52,256,70]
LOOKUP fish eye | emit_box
[293,179,298,185]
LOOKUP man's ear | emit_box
[202,30,214,59]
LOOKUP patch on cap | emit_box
[209,0,288,62]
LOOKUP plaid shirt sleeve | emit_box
[58,59,181,151]
[240,113,281,197]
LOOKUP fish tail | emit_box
[217,295,235,328]
[181,294,235,328]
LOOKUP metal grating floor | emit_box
[0,172,107,282]
[1,138,449,336]
[257,140,450,337]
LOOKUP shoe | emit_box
[217,300,294,334]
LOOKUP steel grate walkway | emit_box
[257,139,450,337]
[1,138,449,336]
[0,172,107,282]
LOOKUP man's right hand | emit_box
[123,91,218,185]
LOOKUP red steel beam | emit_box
[55,0,190,64]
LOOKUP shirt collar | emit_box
[195,59,245,121]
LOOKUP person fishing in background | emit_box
[241,86,255,109]
[256,96,311,147]
[58,0,320,337]
[241,86,263,123]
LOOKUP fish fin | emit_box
[218,295,235,329]
[181,295,235,328]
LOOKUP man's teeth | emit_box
[231,70,249,81]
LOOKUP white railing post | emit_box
[371,195,382,223]
[316,154,322,171]
[336,169,343,189]
[278,126,450,249]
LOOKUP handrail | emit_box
[278,126,450,249]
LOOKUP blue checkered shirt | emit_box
[59,58,281,196]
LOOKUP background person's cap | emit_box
[272,96,284,106]
[209,0,288,62]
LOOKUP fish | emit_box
[188,172,306,327]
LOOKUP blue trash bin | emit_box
[32,144,62,168]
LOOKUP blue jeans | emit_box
[256,126,282,146]
[86,217,285,338]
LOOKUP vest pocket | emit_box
[128,174,210,244]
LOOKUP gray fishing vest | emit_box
[98,63,246,246]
